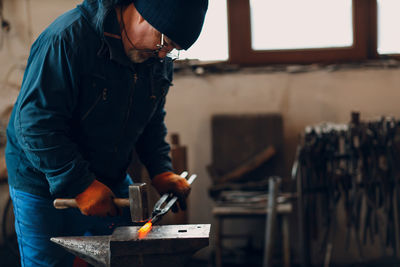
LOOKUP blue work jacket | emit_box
[5,0,173,198]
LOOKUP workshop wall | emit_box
[168,68,400,263]
[1,0,400,264]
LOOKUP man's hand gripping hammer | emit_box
[53,183,149,223]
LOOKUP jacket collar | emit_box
[102,9,133,67]
[78,0,133,67]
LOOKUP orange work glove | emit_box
[75,179,120,217]
[152,172,191,212]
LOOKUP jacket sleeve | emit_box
[14,37,95,197]
[135,96,173,178]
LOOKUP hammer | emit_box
[53,183,149,223]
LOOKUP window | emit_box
[377,0,400,55]
[250,0,353,50]
[179,0,228,61]
[227,0,386,65]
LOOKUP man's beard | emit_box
[127,48,151,63]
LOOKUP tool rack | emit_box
[294,112,400,266]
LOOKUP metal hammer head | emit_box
[128,183,149,223]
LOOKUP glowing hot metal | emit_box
[138,220,153,238]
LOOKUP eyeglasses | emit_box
[155,34,180,61]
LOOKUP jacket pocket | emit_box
[81,87,107,121]
[79,74,129,123]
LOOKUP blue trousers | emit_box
[9,178,132,267]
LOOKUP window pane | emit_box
[250,0,353,50]
[377,0,400,54]
[178,1,228,61]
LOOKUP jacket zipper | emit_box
[81,88,107,121]
[114,74,137,153]
[124,85,134,126]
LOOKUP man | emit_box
[5,0,208,266]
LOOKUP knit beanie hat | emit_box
[133,0,208,50]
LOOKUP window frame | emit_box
[227,0,380,65]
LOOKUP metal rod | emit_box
[393,186,400,257]
[263,176,280,267]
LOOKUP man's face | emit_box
[122,9,180,63]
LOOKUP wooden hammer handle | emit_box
[53,198,130,209]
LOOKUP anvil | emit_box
[51,224,210,267]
